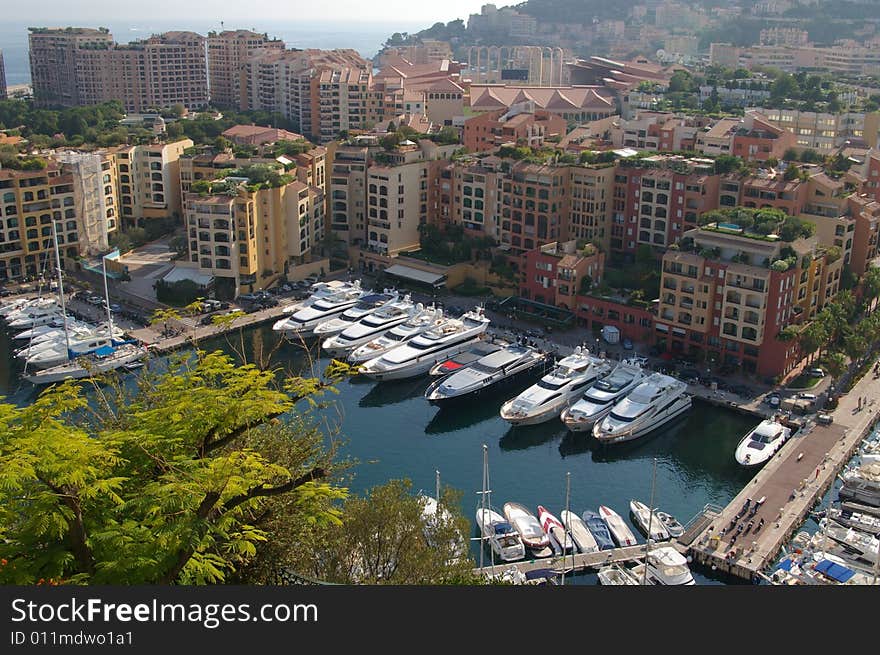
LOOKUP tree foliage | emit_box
[0,351,348,585]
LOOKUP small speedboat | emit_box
[503,502,553,558]
[582,510,615,550]
[629,500,670,542]
[631,547,695,585]
[597,563,640,585]
[655,510,685,539]
[599,505,638,547]
[537,505,574,554]
[560,510,599,554]
[476,508,526,562]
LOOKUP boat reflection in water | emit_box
[359,378,431,408]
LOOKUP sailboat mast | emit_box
[480,444,487,571]
[101,253,114,340]
[50,219,70,355]
[563,471,571,586]
[643,457,658,586]
[435,469,440,508]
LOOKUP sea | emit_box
[0,19,426,87]
[0,322,762,585]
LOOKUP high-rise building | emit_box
[0,49,7,99]
[0,164,80,282]
[28,27,114,107]
[207,30,284,108]
[30,28,207,111]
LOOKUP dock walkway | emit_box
[688,368,880,581]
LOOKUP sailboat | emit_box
[24,235,145,385]
[476,445,526,568]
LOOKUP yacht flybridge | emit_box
[359,307,490,381]
[561,358,646,431]
[321,295,417,357]
[346,307,444,364]
[499,347,610,426]
[311,291,398,338]
[272,281,366,338]
[593,373,691,444]
[735,418,791,467]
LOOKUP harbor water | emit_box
[0,324,761,584]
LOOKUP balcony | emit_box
[679,298,694,310]
[726,291,741,304]
[744,311,760,325]
[724,308,739,321]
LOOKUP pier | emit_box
[474,541,688,578]
[687,368,879,581]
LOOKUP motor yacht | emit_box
[598,505,638,547]
[499,347,611,426]
[427,339,505,377]
[839,463,880,507]
[560,358,646,431]
[559,510,600,554]
[424,342,548,406]
[272,282,366,338]
[321,295,417,357]
[347,307,444,364]
[823,507,880,536]
[655,510,685,539]
[735,418,791,467]
[359,308,490,381]
[630,547,695,585]
[819,518,879,565]
[6,309,63,330]
[475,508,526,562]
[597,563,640,585]
[312,291,397,338]
[593,373,691,444]
[502,502,553,558]
[279,279,359,314]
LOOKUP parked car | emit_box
[622,338,633,350]
[87,295,103,306]
[798,392,818,401]
[200,314,216,326]
[817,413,834,425]
[766,393,781,408]
[808,368,826,378]
[108,303,122,313]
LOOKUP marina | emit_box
[2,276,877,585]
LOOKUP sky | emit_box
[0,0,503,24]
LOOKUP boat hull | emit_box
[425,357,546,406]
[500,394,575,426]
[361,338,481,381]
[593,396,691,444]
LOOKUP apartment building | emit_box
[566,165,614,253]
[112,139,194,227]
[0,164,80,282]
[613,112,707,152]
[731,112,797,162]
[847,194,880,276]
[242,49,373,142]
[694,118,741,157]
[611,156,719,257]
[444,157,502,239]
[754,109,867,153]
[186,174,324,298]
[54,151,120,255]
[463,103,567,153]
[207,30,284,108]
[711,42,880,77]
[28,27,114,107]
[499,162,568,258]
[520,240,605,309]
[658,226,835,377]
[328,142,374,246]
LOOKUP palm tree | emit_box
[822,351,847,380]
[864,265,880,314]
[799,320,828,364]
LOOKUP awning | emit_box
[383,264,446,288]
[162,266,214,287]
[813,559,855,583]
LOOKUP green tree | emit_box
[284,479,475,584]
[863,265,880,313]
[822,351,847,380]
[799,320,828,364]
[0,352,350,584]
[783,163,801,181]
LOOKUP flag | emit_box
[103,248,120,260]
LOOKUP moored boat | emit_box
[734,418,791,467]
[599,505,638,547]
[560,509,599,554]
[475,508,526,562]
[582,509,615,551]
[537,505,574,554]
[560,358,646,431]
[593,373,691,444]
[503,501,553,558]
[629,500,671,542]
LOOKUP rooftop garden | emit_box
[190,163,293,195]
[697,207,815,243]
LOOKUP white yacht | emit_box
[629,500,671,542]
[347,307,444,364]
[560,358,646,431]
[823,507,880,536]
[559,510,600,554]
[22,334,118,369]
[593,373,691,444]
[839,463,880,508]
[272,281,366,338]
[499,347,610,426]
[312,291,397,338]
[7,309,63,330]
[427,339,505,377]
[13,317,70,340]
[819,518,879,565]
[321,296,417,357]
[359,308,491,381]
[598,505,638,547]
[630,547,696,585]
[0,297,36,317]
[502,502,553,558]
[424,342,548,406]
[735,418,791,467]
[280,279,358,314]
[475,508,526,562]
[23,343,147,385]
[2,297,58,319]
